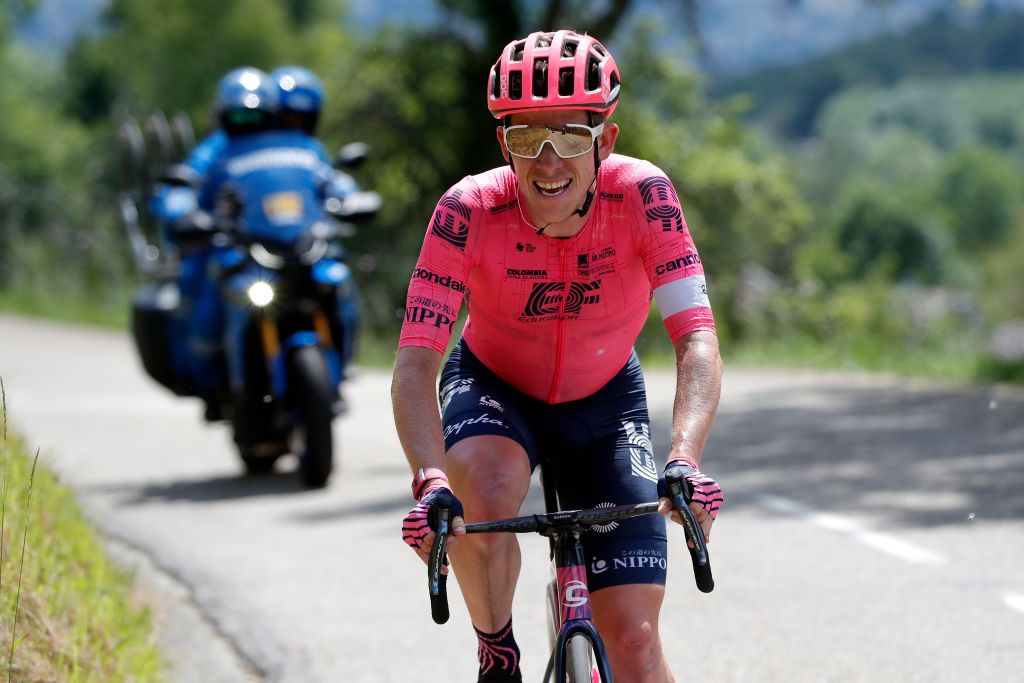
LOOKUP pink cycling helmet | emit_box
[487,30,621,119]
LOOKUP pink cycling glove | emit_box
[402,472,464,553]
[661,457,724,519]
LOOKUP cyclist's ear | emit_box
[495,125,511,162]
[597,123,618,161]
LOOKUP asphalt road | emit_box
[1,313,1022,682]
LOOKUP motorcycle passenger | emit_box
[394,30,724,682]
[271,64,361,371]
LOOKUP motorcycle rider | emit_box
[271,64,361,374]
[142,67,274,412]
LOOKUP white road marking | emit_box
[1003,592,1024,616]
[758,494,947,565]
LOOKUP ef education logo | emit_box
[520,281,601,320]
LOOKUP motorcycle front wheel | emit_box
[289,346,335,488]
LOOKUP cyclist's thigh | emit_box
[439,339,538,466]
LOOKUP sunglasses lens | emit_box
[505,126,596,158]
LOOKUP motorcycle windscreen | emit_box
[236,171,323,244]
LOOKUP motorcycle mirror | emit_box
[335,142,370,170]
[329,191,381,223]
[161,163,203,189]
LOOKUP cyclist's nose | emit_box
[535,140,563,165]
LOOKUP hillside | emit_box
[710,8,1024,138]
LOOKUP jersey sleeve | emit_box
[397,177,477,353]
[630,163,716,341]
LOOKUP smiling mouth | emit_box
[534,178,572,196]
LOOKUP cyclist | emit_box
[395,29,724,683]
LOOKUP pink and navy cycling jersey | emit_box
[398,153,715,404]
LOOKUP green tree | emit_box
[937,146,1021,251]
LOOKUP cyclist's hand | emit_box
[658,457,723,544]
[401,476,466,570]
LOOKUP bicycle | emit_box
[427,465,714,682]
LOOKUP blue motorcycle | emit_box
[205,176,379,486]
[122,115,378,487]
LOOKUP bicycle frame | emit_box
[545,518,613,681]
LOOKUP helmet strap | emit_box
[572,113,601,219]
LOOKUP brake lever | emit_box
[668,478,715,593]
[428,506,451,624]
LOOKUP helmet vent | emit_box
[536,33,554,49]
[510,41,525,62]
[490,69,500,99]
[586,54,601,92]
[558,67,574,97]
[533,58,549,99]
[564,39,579,57]
[509,71,523,100]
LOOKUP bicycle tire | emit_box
[565,634,596,683]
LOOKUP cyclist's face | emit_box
[497,110,618,228]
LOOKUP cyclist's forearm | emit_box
[666,329,722,466]
[392,346,448,474]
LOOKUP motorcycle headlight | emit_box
[247,281,275,307]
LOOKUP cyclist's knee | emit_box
[446,436,529,517]
[592,585,666,674]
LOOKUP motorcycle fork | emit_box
[312,309,344,389]
[312,310,334,347]
[258,316,288,398]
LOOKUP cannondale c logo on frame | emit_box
[562,580,589,608]
[431,189,471,250]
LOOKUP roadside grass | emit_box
[0,290,130,331]
[0,383,164,682]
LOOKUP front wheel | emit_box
[289,346,335,488]
[565,634,597,683]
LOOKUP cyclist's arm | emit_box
[392,346,448,478]
[667,329,722,467]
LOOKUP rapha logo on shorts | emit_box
[622,421,657,483]
[443,413,508,438]
[519,281,601,321]
[431,189,471,250]
[638,176,684,232]
[440,377,474,412]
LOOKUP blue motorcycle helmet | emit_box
[271,65,324,134]
[215,67,280,138]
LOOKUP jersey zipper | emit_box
[547,242,568,403]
